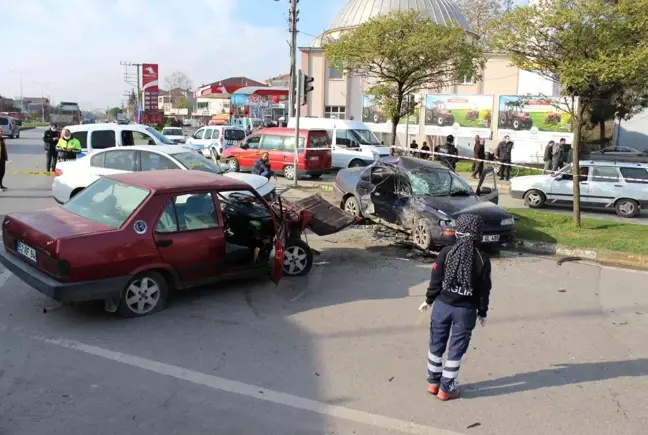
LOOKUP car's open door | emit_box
[270,196,286,284]
[476,167,499,204]
[290,194,357,236]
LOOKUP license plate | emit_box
[482,235,500,243]
[17,241,37,262]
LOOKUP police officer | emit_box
[419,214,492,401]
[56,128,82,161]
[43,123,60,172]
[438,135,459,171]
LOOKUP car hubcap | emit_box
[619,201,635,215]
[228,159,238,171]
[528,193,541,206]
[283,246,308,275]
[285,166,295,179]
[413,223,428,249]
[344,199,358,215]
[125,277,160,315]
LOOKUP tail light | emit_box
[54,169,63,177]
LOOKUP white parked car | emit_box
[185,126,247,159]
[160,127,186,144]
[52,145,276,204]
[510,160,648,218]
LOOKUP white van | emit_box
[185,125,247,158]
[63,123,174,157]
[287,117,390,168]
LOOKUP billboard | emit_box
[497,95,574,163]
[142,63,159,112]
[361,94,420,134]
[424,94,493,138]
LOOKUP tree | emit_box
[164,71,193,91]
[455,0,514,47]
[107,107,121,120]
[490,0,648,226]
[325,10,484,146]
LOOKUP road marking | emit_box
[7,170,53,176]
[0,270,12,288]
[25,332,463,435]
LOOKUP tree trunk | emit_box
[599,120,605,141]
[571,102,587,227]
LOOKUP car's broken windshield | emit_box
[407,169,473,197]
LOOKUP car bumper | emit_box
[333,184,345,203]
[0,247,128,303]
[510,190,525,200]
[433,229,515,247]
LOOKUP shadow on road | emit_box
[463,359,648,398]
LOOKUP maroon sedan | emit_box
[0,170,346,317]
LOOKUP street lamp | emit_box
[9,70,31,112]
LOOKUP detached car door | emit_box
[475,167,499,204]
[153,192,226,283]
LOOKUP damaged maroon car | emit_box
[0,170,355,318]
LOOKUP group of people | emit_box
[543,138,568,172]
[43,124,83,172]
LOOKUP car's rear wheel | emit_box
[343,195,361,217]
[283,238,313,276]
[117,271,168,318]
[615,198,639,218]
[283,164,296,180]
[348,159,365,168]
[524,190,546,209]
[227,157,239,172]
[412,217,434,251]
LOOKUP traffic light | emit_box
[301,73,314,106]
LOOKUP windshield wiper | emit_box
[449,190,471,196]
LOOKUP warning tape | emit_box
[7,170,53,176]
[388,146,648,183]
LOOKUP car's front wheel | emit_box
[283,238,313,276]
[524,190,546,208]
[226,157,239,172]
[348,159,366,168]
[615,198,639,218]
[343,195,361,217]
[117,271,168,318]
[412,217,434,251]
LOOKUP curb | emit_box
[18,127,35,131]
[509,239,648,269]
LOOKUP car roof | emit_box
[580,160,648,168]
[64,122,152,133]
[96,145,191,155]
[105,169,251,193]
[253,127,326,136]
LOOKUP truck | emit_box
[49,101,82,125]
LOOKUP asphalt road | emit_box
[1,129,648,434]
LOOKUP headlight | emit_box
[440,219,456,228]
[501,218,515,226]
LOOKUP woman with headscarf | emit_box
[418,213,492,401]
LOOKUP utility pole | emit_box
[120,61,141,101]
[32,80,50,122]
[288,0,298,118]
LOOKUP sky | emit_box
[0,0,347,110]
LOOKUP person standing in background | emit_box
[551,139,564,171]
[419,214,491,401]
[497,139,514,181]
[438,135,459,171]
[470,135,481,173]
[543,141,554,172]
[43,123,60,173]
[0,136,8,190]
[420,142,430,160]
[471,138,485,179]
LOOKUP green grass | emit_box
[455,160,542,176]
[510,209,648,255]
[21,121,49,128]
[527,112,572,133]
[445,109,489,128]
